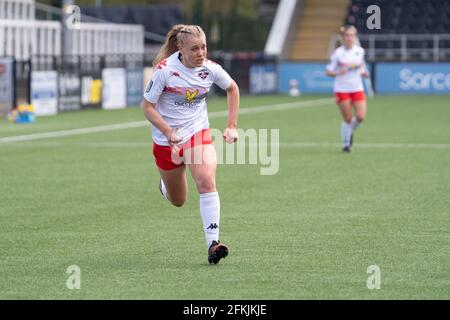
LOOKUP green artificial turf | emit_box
[1,95,449,299]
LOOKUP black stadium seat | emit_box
[345,0,450,61]
[346,0,450,34]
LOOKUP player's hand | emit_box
[223,128,238,144]
[166,128,182,161]
[361,70,369,78]
[336,68,347,75]
[166,128,182,146]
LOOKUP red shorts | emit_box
[153,128,213,170]
[335,91,366,103]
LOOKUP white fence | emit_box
[0,20,60,60]
[68,23,145,56]
[0,20,145,61]
[0,0,35,20]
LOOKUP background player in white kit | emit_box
[141,25,240,264]
[326,25,369,152]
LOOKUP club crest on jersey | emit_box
[198,69,209,80]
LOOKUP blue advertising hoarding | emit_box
[278,62,373,95]
[249,63,277,94]
[278,63,333,94]
[31,70,58,116]
[126,68,144,106]
[375,63,450,94]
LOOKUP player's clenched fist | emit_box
[223,128,238,144]
[166,128,182,146]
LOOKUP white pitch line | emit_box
[0,121,148,144]
[0,98,333,144]
[282,142,450,150]
[4,141,450,150]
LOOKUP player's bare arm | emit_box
[223,79,240,143]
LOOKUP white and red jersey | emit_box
[327,45,366,93]
[143,51,232,146]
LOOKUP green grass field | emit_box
[1,95,449,299]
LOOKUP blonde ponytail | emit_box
[153,24,185,67]
[153,24,206,67]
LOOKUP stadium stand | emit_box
[283,0,450,62]
[344,0,450,61]
[290,0,350,61]
[346,0,450,35]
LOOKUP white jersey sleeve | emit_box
[143,68,167,104]
[207,61,232,90]
[326,50,339,72]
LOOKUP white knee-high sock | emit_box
[341,122,353,147]
[351,116,360,131]
[199,192,220,248]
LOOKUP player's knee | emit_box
[196,175,216,193]
[168,192,187,207]
[170,198,186,207]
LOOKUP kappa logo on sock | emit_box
[206,223,218,230]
